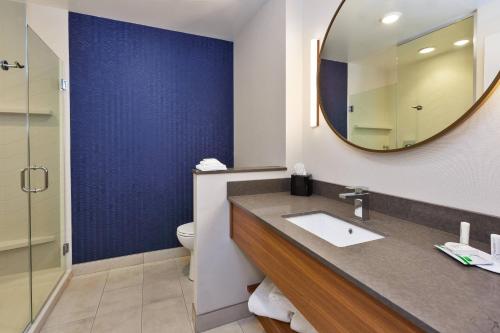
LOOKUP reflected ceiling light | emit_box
[454,39,470,46]
[381,12,402,25]
[419,47,435,54]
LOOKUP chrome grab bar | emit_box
[20,166,49,193]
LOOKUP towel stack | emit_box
[248,277,318,333]
[195,158,227,172]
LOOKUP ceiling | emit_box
[321,0,492,63]
[28,0,268,41]
[397,16,474,66]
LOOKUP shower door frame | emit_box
[25,25,68,327]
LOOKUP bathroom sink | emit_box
[285,212,384,247]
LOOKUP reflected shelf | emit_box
[0,108,52,116]
[354,124,393,130]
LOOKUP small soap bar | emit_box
[445,242,475,255]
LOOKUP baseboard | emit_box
[27,269,73,333]
[72,247,189,276]
[194,301,251,332]
[144,247,190,263]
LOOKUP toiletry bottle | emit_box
[460,222,470,245]
[492,234,500,261]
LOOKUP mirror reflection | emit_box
[319,0,498,151]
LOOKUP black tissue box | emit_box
[291,174,312,196]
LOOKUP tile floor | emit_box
[41,257,264,333]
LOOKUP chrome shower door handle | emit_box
[1,60,25,71]
[20,166,49,193]
[33,166,49,193]
[20,167,30,192]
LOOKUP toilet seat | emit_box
[177,222,195,237]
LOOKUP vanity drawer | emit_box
[230,204,424,333]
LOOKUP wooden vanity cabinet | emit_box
[230,204,424,333]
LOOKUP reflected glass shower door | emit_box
[28,28,66,320]
[0,1,32,332]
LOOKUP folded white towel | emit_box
[201,158,224,165]
[290,311,318,333]
[270,286,317,333]
[269,286,296,312]
[200,161,224,166]
[248,278,293,323]
[195,164,227,171]
[196,158,227,171]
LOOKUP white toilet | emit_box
[176,222,195,281]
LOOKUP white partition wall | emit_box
[193,170,288,331]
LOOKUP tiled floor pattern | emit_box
[41,257,264,333]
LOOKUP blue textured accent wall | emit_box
[69,13,234,264]
[320,59,348,137]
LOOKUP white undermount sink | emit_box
[285,212,384,247]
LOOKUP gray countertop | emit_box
[228,192,500,333]
[192,166,286,175]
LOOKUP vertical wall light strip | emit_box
[310,39,320,127]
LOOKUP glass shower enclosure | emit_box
[0,1,66,332]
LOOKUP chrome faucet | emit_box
[339,186,370,221]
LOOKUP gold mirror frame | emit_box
[318,0,500,153]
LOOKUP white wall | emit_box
[285,0,304,170]
[234,0,286,167]
[299,0,500,217]
[347,49,398,96]
[27,3,72,268]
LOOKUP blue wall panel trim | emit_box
[319,59,348,137]
[69,13,234,264]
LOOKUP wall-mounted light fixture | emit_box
[310,39,320,128]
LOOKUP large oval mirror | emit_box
[319,0,500,152]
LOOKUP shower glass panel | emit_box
[0,1,32,332]
[28,27,65,320]
[0,1,66,331]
